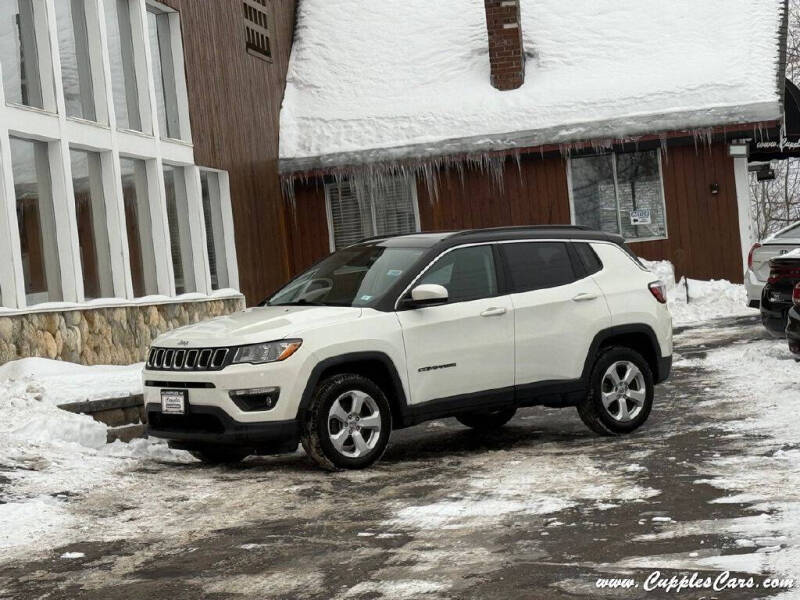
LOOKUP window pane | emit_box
[105,0,141,131]
[148,8,181,139]
[163,165,195,294]
[373,177,417,238]
[327,181,374,250]
[11,137,62,304]
[574,243,603,275]
[0,0,43,108]
[326,177,419,251]
[615,151,666,240]
[200,171,229,290]
[121,157,157,297]
[55,0,98,121]
[502,242,576,293]
[419,246,497,303]
[71,149,113,299]
[571,154,619,235]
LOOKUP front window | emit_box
[105,0,142,131]
[269,244,425,308]
[121,157,157,297]
[163,165,195,294]
[201,170,230,290]
[0,0,44,109]
[148,5,183,139]
[571,150,667,241]
[71,148,113,299]
[55,0,102,122]
[325,176,419,251]
[417,245,497,303]
[11,137,62,304]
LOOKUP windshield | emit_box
[775,222,800,240]
[268,245,425,307]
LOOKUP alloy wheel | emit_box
[600,361,646,423]
[327,390,382,458]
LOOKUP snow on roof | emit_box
[279,0,787,173]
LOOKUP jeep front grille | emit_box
[147,346,231,371]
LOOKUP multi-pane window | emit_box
[163,165,195,294]
[120,157,157,298]
[200,170,230,290]
[243,0,272,61]
[571,150,667,241]
[325,177,419,251]
[55,0,102,122]
[104,0,142,131]
[10,137,62,305]
[147,6,182,139]
[71,149,113,299]
[0,1,44,108]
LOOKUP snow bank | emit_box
[280,0,784,169]
[0,357,143,405]
[642,260,756,326]
[0,360,187,557]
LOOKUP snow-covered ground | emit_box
[0,359,187,556]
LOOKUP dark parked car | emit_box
[761,252,800,337]
[787,283,800,358]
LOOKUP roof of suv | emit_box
[373,226,625,249]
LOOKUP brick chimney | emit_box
[484,0,525,91]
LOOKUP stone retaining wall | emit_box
[0,297,245,366]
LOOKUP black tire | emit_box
[456,408,516,430]
[577,346,654,436]
[300,373,392,471]
[190,446,249,464]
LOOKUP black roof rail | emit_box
[449,225,590,238]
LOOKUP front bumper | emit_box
[787,306,800,355]
[142,361,309,451]
[146,403,299,452]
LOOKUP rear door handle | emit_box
[480,307,507,317]
[572,293,598,302]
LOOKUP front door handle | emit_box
[480,307,507,317]
[572,293,598,302]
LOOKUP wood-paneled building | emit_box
[278,0,791,288]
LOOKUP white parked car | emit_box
[746,222,800,308]
[143,227,673,470]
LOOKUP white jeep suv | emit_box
[144,227,673,470]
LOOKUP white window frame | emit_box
[567,149,669,244]
[199,167,239,291]
[0,0,235,310]
[324,176,421,253]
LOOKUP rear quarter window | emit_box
[501,242,577,293]
[574,243,603,275]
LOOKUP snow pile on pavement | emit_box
[644,335,800,585]
[0,358,187,557]
[642,260,755,326]
[281,0,784,167]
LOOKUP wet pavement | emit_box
[0,316,797,600]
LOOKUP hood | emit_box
[153,305,363,348]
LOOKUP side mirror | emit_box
[408,284,448,308]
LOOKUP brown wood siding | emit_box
[162,0,296,304]
[630,144,743,283]
[286,143,745,284]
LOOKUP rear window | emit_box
[502,242,577,293]
[574,243,603,275]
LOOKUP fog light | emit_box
[229,387,280,412]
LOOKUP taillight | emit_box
[748,243,761,269]
[649,281,667,304]
[794,283,800,307]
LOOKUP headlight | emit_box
[231,339,302,365]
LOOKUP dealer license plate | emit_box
[161,390,187,415]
